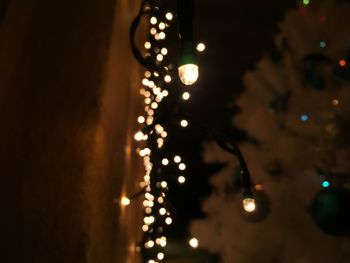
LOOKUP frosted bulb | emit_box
[178,64,199,85]
[243,198,256,213]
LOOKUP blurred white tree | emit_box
[191,1,350,262]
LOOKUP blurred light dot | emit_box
[339,59,347,67]
[182,92,191,100]
[196,42,206,52]
[174,155,181,163]
[160,181,167,188]
[120,197,130,206]
[319,41,327,48]
[137,116,145,123]
[162,158,169,165]
[161,48,168,55]
[179,163,186,170]
[157,252,165,260]
[303,0,310,5]
[180,119,188,127]
[150,27,157,35]
[165,12,173,20]
[159,208,166,215]
[322,180,330,188]
[165,217,172,225]
[150,17,157,25]
[189,238,199,248]
[300,114,309,122]
[164,75,171,83]
[159,22,166,30]
[178,176,186,184]
[156,54,163,61]
[144,42,151,49]
[332,99,339,106]
[159,32,166,39]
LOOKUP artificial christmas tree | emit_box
[191,1,350,262]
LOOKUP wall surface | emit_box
[0,0,143,262]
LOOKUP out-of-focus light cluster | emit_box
[132,7,193,263]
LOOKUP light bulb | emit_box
[134,131,144,141]
[178,64,199,85]
[189,238,199,248]
[120,197,131,206]
[242,197,256,213]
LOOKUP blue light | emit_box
[322,180,330,188]
[300,114,309,122]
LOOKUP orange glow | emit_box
[339,59,347,67]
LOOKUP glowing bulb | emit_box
[120,197,130,206]
[161,48,168,55]
[138,116,145,123]
[144,42,151,49]
[322,180,330,188]
[159,237,167,247]
[174,155,181,163]
[157,252,165,260]
[156,54,163,61]
[160,181,167,188]
[142,225,149,232]
[134,131,145,141]
[243,197,256,213]
[182,92,190,100]
[339,59,347,67]
[179,163,186,170]
[196,43,206,52]
[147,240,155,248]
[303,0,310,5]
[158,197,164,204]
[164,75,171,83]
[178,64,199,85]
[165,12,173,20]
[165,217,172,225]
[159,32,166,39]
[180,119,188,127]
[159,208,166,215]
[150,17,157,24]
[159,22,166,30]
[150,27,157,35]
[162,158,169,165]
[189,238,199,248]
[332,99,339,106]
[178,176,186,184]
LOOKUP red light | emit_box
[339,59,347,67]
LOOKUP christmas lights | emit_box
[129,0,253,261]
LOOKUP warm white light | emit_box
[159,208,166,215]
[179,163,186,170]
[174,155,181,163]
[166,12,173,20]
[157,252,165,260]
[144,71,151,78]
[165,217,172,225]
[162,158,169,165]
[148,260,155,263]
[151,102,158,109]
[159,22,166,30]
[142,225,149,232]
[180,119,188,127]
[178,64,199,85]
[162,90,169,97]
[159,32,166,39]
[161,48,168,55]
[144,42,151,49]
[178,176,186,184]
[159,237,167,247]
[150,17,157,25]
[243,198,256,213]
[196,42,206,52]
[138,116,145,124]
[164,75,171,83]
[147,240,155,248]
[150,27,157,35]
[156,54,163,61]
[189,238,199,248]
[134,131,144,141]
[182,92,190,100]
[160,181,167,188]
[121,197,130,206]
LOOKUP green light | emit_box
[322,180,330,188]
[303,0,310,5]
